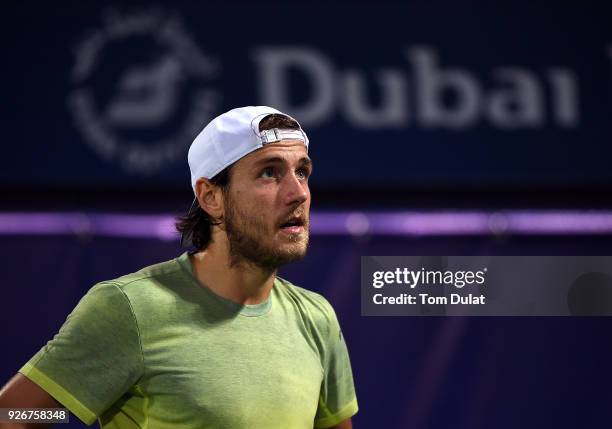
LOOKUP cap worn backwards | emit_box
[188,106,309,193]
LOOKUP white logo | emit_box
[254,47,579,129]
[68,7,220,174]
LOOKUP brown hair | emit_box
[175,113,301,249]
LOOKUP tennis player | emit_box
[0,106,358,428]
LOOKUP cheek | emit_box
[229,182,282,216]
[252,187,282,207]
[242,193,278,221]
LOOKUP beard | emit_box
[223,192,309,271]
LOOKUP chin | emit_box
[275,242,309,263]
[280,234,308,250]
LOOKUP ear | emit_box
[195,178,225,222]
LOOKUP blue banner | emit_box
[2,3,612,189]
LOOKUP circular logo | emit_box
[68,7,221,174]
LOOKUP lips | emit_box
[279,215,306,234]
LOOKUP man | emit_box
[0,106,358,428]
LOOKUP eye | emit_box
[296,167,310,181]
[260,167,276,179]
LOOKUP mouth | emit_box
[279,216,306,235]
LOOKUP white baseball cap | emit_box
[188,105,309,192]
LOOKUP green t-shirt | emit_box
[20,252,358,428]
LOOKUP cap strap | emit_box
[260,128,306,144]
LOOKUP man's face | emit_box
[222,140,312,270]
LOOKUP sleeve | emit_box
[314,301,359,428]
[19,282,144,426]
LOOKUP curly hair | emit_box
[176,113,301,249]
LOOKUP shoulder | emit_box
[275,277,341,338]
[111,256,184,290]
[81,255,187,311]
[105,255,186,294]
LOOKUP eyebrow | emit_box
[253,156,313,168]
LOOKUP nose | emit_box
[282,172,309,207]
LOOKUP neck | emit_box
[189,237,276,305]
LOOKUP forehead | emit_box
[235,140,309,168]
